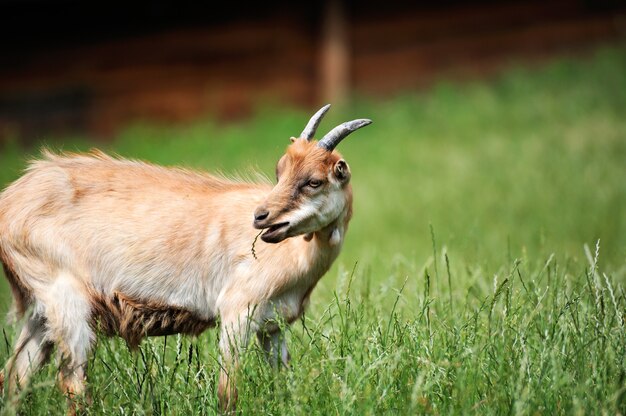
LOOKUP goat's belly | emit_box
[91,291,216,349]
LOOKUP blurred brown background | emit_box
[0,0,624,143]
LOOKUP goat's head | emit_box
[253,105,371,243]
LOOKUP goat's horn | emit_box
[317,119,372,151]
[300,104,331,140]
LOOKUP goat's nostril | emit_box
[255,210,269,222]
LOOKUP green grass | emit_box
[1,45,625,414]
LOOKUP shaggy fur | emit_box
[90,291,216,349]
[0,138,354,411]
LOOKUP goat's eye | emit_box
[308,179,323,188]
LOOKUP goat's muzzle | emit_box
[253,207,290,243]
[254,221,290,244]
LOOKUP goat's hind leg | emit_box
[42,272,94,412]
[1,312,54,395]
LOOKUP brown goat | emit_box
[0,105,370,411]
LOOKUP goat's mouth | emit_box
[260,222,290,243]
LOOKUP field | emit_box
[1,45,625,415]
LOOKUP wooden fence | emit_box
[0,0,623,141]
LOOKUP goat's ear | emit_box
[333,159,351,183]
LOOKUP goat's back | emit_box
[0,151,271,317]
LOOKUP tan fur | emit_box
[0,139,354,411]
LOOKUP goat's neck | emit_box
[311,186,353,252]
[310,208,351,255]
[312,221,342,248]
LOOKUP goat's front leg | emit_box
[257,330,290,368]
[217,310,257,413]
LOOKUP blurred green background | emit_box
[1,45,625,315]
[2,3,626,412]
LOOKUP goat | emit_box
[0,104,371,411]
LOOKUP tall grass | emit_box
[1,45,625,414]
